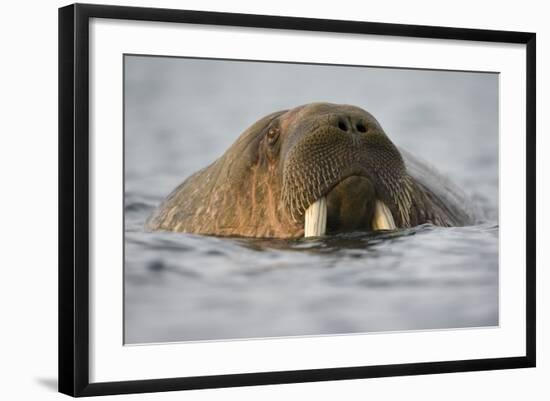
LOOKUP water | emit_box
[124,55,499,344]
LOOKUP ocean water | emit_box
[124,56,499,344]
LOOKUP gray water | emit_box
[124,55,499,344]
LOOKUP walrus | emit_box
[146,102,477,238]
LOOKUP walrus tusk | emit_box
[372,200,396,230]
[304,197,327,237]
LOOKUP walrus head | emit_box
[147,102,459,238]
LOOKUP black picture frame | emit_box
[58,3,536,397]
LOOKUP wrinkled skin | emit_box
[146,103,476,238]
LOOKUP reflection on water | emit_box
[237,225,426,253]
[124,56,498,344]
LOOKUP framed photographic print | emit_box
[58,3,536,397]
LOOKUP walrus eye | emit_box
[266,127,280,144]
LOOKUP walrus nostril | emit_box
[337,119,348,132]
[356,123,367,133]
